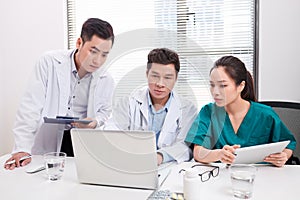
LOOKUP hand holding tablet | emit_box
[233,140,290,164]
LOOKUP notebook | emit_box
[70,129,170,190]
[233,140,290,164]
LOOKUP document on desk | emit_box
[158,167,171,187]
[24,155,45,174]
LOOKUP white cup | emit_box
[44,152,66,181]
[183,168,201,200]
[230,164,256,199]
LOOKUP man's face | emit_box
[147,63,177,104]
[75,35,112,73]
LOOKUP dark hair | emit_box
[147,48,180,75]
[211,56,257,102]
[80,18,114,46]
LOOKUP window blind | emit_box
[66,0,256,110]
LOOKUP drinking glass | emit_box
[44,152,66,181]
[230,164,257,199]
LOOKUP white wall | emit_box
[0,0,65,155]
[0,1,299,155]
[258,0,300,102]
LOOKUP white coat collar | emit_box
[131,87,182,129]
[51,49,110,116]
[52,49,109,78]
[161,91,181,132]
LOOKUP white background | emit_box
[0,0,299,155]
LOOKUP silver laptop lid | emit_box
[71,129,158,190]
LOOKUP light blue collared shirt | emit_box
[66,50,92,119]
[147,91,174,163]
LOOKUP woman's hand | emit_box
[264,151,288,167]
[218,145,240,164]
[194,144,240,164]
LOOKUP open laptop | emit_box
[70,129,170,190]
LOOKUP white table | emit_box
[1,154,299,200]
[0,155,153,200]
[161,162,300,200]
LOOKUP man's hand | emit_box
[72,118,97,129]
[157,152,163,166]
[4,152,31,170]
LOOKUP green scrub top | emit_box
[185,101,296,150]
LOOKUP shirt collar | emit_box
[70,49,92,78]
[70,49,77,75]
[147,90,173,112]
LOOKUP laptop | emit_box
[70,129,170,190]
[233,140,290,164]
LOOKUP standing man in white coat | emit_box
[5,18,115,170]
[110,48,197,165]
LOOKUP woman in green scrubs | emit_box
[185,56,296,167]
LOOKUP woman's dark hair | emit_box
[80,18,114,46]
[147,48,180,75]
[211,56,257,102]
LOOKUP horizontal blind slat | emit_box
[67,0,255,109]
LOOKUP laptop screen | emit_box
[71,129,159,190]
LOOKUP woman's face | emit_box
[209,67,244,107]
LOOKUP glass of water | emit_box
[44,152,66,181]
[230,164,257,199]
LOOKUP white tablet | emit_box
[233,140,290,164]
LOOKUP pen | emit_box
[5,155,31,165]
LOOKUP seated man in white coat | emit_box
[109,48,197,165]
[5,18,115,170]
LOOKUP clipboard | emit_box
[43,116,92,125]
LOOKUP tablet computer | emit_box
[44,117,92,125]
[233,140,290,164]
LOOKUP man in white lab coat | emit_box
[110,48,197,165]
[5,18,115,170]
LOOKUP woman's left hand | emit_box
[264,151,288,167]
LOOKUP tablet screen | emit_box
[233,140,290,164]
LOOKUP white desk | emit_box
[0,155,153,200]
[1,155,299,200]
[161,162,300,200]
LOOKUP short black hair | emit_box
[147,48,180,74]
[80,18,114,46]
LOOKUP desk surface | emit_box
[0,155,152,200]
[161,162,300,200]
[1,155,299,200]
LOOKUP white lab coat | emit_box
[108,87,198,163]
[12,49,115,155]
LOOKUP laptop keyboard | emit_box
[147,190,171,200]
[147,190,184,200]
